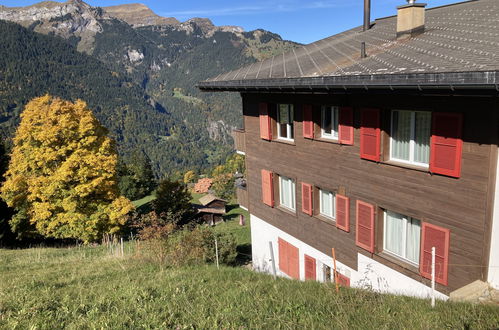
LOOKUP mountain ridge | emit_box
[0,0,299,176]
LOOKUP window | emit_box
[384,210,421,265]
[279,176,296,211]
[390,110,431,167]
[277,104,294,141]
[321,106,339,140]
[322,264,332,282]
[319,189,335,220]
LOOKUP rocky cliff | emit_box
[0,0,105,53]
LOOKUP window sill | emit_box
[274,138,296,146]
[382,160,429,173]
[277,205,297,217]
[314,214,336,226]
[315,137,341,145]
[376,251,419,274]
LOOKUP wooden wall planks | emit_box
[241,92,499,294]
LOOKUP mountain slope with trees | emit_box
[0,1,299,177]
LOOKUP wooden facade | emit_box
[233,128,246,154]
[241,92,499,294]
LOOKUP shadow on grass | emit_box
[234,243,252,266]
[223,213,239,221]
[136,201,154,215]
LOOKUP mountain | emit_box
[0,0,299,176]
[103,3,179,27]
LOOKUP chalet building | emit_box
[198,0,499,299]
[196,194,227,226]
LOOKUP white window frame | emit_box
[278,175,296,211]
[389,110,430,168]
[319,189,335,220]
[277,104,294,142]
[321,106,339,140]
[383,210,421,266]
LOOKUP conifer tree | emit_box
[0,95,134,242]
[0,140,14,245]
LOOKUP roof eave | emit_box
[197,71,499,93]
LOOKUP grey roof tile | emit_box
[201,0,499,88]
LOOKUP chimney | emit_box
[396,1,427,38]
[363,0,371,31]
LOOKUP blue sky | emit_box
[2,0,460,44]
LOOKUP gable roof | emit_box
[198,0,499,92]
[199,194,226,206]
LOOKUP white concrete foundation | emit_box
[251,213,448,300]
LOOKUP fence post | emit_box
[332,248,339,293]
[431,246,436,308]
[269,241,277,279]
[215,237,220,269]
[120,237,124,257]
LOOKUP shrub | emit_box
[131,211,177,264]
[132,215,237,267]
[166,227,237,266]
[153,178,198,226]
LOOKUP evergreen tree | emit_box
[0,96,134,242]
[153,178,197,226]
[118,151,156,200]
[0,141,15,245]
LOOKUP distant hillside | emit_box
[0,20,219,175]
[0,0,299,176]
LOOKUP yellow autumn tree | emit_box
[183,170,197,184]
[0,95,134,242]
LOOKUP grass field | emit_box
[1,246,498,329]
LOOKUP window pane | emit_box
[289,106,294,139]
[280,176,295,210]
[406,218,421,264]
[391,111,411,161]
[279,105,290,124]
[323,107,332,135]
[319,190,335,218]
[414,112,431,164]
[385,211,404,257]
[332,107,339,139]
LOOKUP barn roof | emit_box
[199,194,226,206]
[198,0,499,92]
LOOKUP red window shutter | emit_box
[339,107,354,145]
[301,183,313,216]
[278,238,288,275]
[356,200,375,253]
[261,169,274,207]
[304,255,316,280]
[288,243,300,279]
[336,194,350,232]
[302,104,314,139]
[259,102,272,140]
[430,112,463,178]
[337,273,351,287]
[360,108,381,161]
[420,223,450,286]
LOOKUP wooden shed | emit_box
[196,194,227,226]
